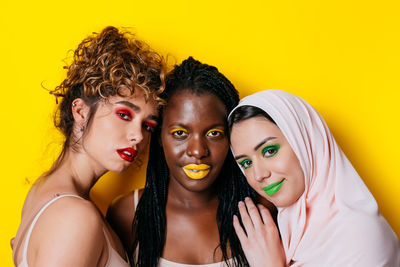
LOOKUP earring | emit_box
[80,126,85,132]
[72,103,76,107]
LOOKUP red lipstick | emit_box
[117,147,138,162]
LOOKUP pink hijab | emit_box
[229,90,400,266]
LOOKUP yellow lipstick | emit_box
[182,164,210,179]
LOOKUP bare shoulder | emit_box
[106,189,143,251]
[28,196,106,266]
[42,196,101,224]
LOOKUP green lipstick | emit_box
[262,179,285,196]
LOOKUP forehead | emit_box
[231,116,283,146]
[107,88,158,112]
[163,91,227,125]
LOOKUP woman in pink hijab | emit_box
[228,89,400,266]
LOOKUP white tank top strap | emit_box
[133,189,139,210]
[158,257,235,267]
[19,194,83,266]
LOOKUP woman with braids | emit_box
[107,57,275,266]
[12,26,165,267]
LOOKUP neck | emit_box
[167,177,218,209]
[43,148,107,198]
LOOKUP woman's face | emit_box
[161,91,229,192]
[82,89,158,173]
[230,116,305,207]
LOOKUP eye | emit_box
[170,128,188,138]
[262,144,280,158]
[116,108,132,121]
[143,121,157,132]
[238,158,252,170]
[206,129,225,138]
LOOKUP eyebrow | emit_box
[168,123,188,129]
[254,137,277,151]
[207,123,226,130]
[147,114,159,121]
[234,136,277,160]
[116,100,158,121]
[116,100,141,112]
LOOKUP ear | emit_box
[71,98,90,128]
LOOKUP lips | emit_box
[182,164,211,180]
[262,179,285,196]
[117,147,138,163]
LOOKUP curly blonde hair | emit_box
[46,26,165,175]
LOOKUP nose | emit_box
[186,135,209,159]
[253,158,271,182]
[128,121,144,145]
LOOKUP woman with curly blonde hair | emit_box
[12,26,165,267]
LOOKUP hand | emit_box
[233,198,286,267]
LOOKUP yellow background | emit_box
[1,0,399,265]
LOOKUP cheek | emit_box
[286,152,305,198]
[210,140,229,165]
[246,176,258,188]
[137,131,151,151]
[273,157,292,174]
[246,175,264,195]
[96,117,125,140]
[294,163,305,192]
[162,137,186,163]
[274,148,299,174]
[85,119,116,145]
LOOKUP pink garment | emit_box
[229,90,400,266]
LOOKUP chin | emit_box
[179,179,214,192]
[108,163,131,174]
[273,198,297,208]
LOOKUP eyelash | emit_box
[169,128,225,140]
[237,144,281,170]
[206,129,225,138]
[170,128,188,138]
[238,159,252,169]
[262,144,280,158]
[143,121,157,132]
[116,108,133,121]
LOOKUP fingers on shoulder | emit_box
[233,215,247,239]
[257,204,276,229]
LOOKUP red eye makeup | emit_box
[115,108,133,121]
[143,120,157,132]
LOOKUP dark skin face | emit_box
[161,90,229,195]
[161,90,230,263]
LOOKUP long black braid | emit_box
[133,57,256,267]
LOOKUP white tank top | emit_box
[14,194,130,267]
[158,258,235,267]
